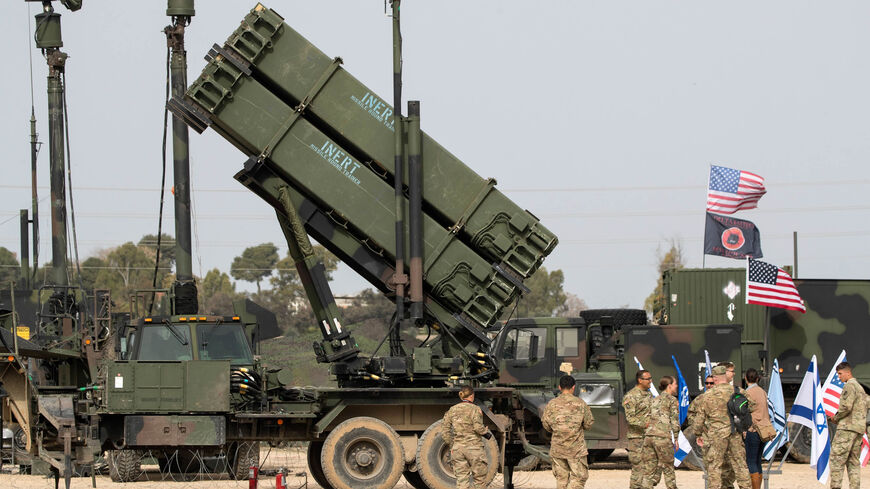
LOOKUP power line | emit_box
[2,177,869,194]
[543,204,870,219]
[1,229,867,252]
[3,204,868,221]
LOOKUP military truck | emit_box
[98,5,745,488]
[3,3,750,487]
[662,267,870,462]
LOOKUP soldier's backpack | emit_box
[727,386,753,433]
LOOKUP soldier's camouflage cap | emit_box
[712,365,727,375]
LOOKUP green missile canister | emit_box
[220,5,557,281]
[182,56,519,328]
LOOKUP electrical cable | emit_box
[149,43,171,316]
[26,3,41,284]
[62,69,91,324]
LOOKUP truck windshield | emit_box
[197,324,254,365]
[137,325,193,361]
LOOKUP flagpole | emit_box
[762,306,770,373]
[762,430,785,489]
[776,426,802,471]
[702,164,712,269]
[793,231,798,279]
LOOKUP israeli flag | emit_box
[704,350,713,391]
[763,359,788,460]
[787,356,831,483]
[671,355,689,424]
[671,355,693,467]
[634,356,658,397]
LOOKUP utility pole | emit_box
[165,0,198,314]
[34,2,70,288]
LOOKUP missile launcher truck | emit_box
[89,5,748,488]
[1,3,748,487]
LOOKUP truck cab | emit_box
[119,315,254,366]
[491,312,643,457]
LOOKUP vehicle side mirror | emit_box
[119,338,127,359]
[528,334,539,362]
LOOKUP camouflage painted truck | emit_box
[92,4,748,487]
[661,267,870,462]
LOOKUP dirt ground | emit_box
[0,448,867,489]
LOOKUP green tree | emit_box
[262,246,339,332]
[509,267,567,318]
[200,268,238,314]
[80,256,106,291]
[644,240,685,324]
[557,292,588,318]
[231,243,279,293]
[94,242,154,309]
[138,233,176,271]
[0,247,20,288]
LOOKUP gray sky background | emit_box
[2,1,869,312]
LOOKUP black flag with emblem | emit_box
[704,212,762,259]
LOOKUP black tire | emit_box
[321,417,404,489]
[579,309,648,327]
[403,469,430,489]
[788,422,811,463]
[587,449,614,463]
[108,449,142,482]
[416,420,499,489]
[12,426,27,451]
[227,442,260,480]
[308,441,335,489]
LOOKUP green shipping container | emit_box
[662,268,766,372]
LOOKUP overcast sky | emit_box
[1,1,869,312]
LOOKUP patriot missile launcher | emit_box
[169,3,557,385]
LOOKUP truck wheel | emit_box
[108,449,142,482]
[787,423,811,463]
[403,469,430,489]
[416,420,499,489]
[580,309,648,326]
[321,417,404,489]
[227,442,260,479]
[308,441,335,489]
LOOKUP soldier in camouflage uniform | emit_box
[623,369,657,489]
[688,375,739,488]
[827,362,868,489]
[442,386,491,489]
[689,366,751,489]
[542,375,595,489]
[718,362,740,489]
[642,376,679,489]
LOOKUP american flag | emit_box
[707,165,767,214]
[820,350,847,417]
[861,435,870,467]
[746,258,806,313]
[821,351,870,467]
